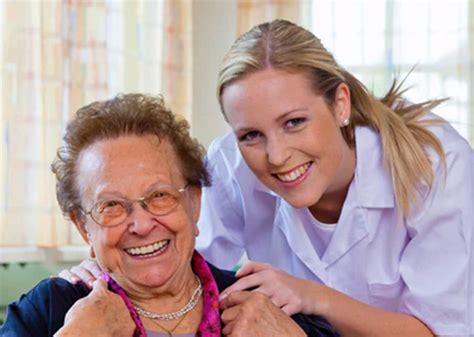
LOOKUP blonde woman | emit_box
[61,20,473,337]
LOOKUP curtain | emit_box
[161,0,192,118]
[0,0,192,250]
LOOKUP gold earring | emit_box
[89,246,96,258]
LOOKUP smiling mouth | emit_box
[274,162,312,182]
[125,239,170,257]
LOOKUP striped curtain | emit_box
[0,0,191,249]
[237,0,309,35]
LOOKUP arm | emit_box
[305,283,433,337]
[0,278,89,337]
[221,262,433,337]
[220,140,473,337]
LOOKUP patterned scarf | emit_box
[101,250,221,337]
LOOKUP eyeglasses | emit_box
[81,184,188,227]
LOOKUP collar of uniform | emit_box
[354,126,395,208]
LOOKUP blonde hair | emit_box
[217,19,446,218]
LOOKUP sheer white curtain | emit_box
[311,0,472,144]
[0,0,191,259]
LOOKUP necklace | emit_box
[146,313,189,337]
[134,277,202,321]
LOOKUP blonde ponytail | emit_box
[344,72,446,216]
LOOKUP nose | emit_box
[266,136,290,167]
[127,202,156,235]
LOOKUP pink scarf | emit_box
[101,251,221,337]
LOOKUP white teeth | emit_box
[125,240,169,256]
[276,163,311,182]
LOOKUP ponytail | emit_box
[344,72,446,216]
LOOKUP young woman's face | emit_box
[222,68,355,211]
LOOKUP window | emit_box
[312,0,472,144]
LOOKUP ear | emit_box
[188,186,202,237]
[69,210,90,244]
[334,83,351,127]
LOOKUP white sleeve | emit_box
[399,140,473,336]
[195,137,246,270]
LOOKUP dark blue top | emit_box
[0,262,339,337]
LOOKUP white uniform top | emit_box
[196,122,474,336]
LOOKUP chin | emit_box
[133,275,168,288]
[281,195,317,209]
[278,187,321,208]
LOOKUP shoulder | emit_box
[206,132,278,196]
[0,278,89,337]
[206,132,240,168]
[417,115,472,190]
[207,132,257,182]
[424,113,472,157]
[30,277,90,306]
[207,131,237,155]
[206,261,237,292]
[355,113,472,171]
[291,314,340,337]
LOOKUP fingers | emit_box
[57,269,81,284]
[220,273,262,300]
[220,291,254,335]
[68,258,101,288]
[281,303,299,316]
[219,291,252,310]
[90,278,108,293]
[221,292,285,337]
[81,258,103,277]
[235,260,272,278]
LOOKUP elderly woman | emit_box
[0,94,338,337]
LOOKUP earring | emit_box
[89,246,96,259]
[342,118,350,127]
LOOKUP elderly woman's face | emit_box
[73,135,201,292]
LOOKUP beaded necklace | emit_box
[134,277,202,321]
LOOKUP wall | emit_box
[191,0,235,147]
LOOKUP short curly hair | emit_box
[51,93,210,215]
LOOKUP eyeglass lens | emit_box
[91,187,182,226]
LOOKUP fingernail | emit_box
[88,280,94,288]
[70,276,79,284]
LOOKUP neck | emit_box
[309,144,356,223]
[129,268,200,315]
[309,186,350,223]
